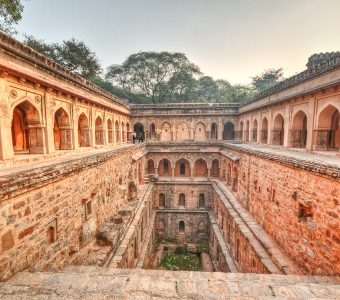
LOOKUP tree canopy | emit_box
[0,0,25,35]
[105,51,253,104]
[251,68,283,93]
[24,36,102,79]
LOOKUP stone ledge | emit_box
[1,267,339,299]
[0,144,145,201]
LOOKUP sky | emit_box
[15,0,340,85]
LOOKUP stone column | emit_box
[72,101,79,150]
[171,167,175,180]
[207,168,211,180]
[104,112,108,145]
[283,106,290,148]
[45,91,55,153]
[90,107,95,147]
[217,121,223,141]
[0,76,14,160]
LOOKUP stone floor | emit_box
[0,266,339,299]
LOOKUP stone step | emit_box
[1,267,339,299]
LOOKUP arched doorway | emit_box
[199,193,205,208]
[53,108,72,150]
[175,158,190,177]
[107,119,113,143]
[149,123,156,141]
[78,113,90,147]
[194,159,208,177]
[134,123,145,142]
[11,100,43,154]
[315,105,340,150]
[158,158,171,176]
[159,193,165,208]
[252,119,258,142]
[211,159,219,177]
[211,122,217,140]
[147,159,155,174]
[261,118,268,144]
[272,114,284,145]
[290,110,307,148]
[95,117,104,145]
[179,220,185,233]
[232,166,238,191]
[223,122,235,140]
[179,194,185,208]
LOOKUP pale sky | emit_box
[16,0,340,84]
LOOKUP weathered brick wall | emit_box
[0,144,145,280]
[225,146,340,275]
[155,211,209,243]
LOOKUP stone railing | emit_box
[131,102,240,115]
[241,55,340,106]
[0,32,129,108]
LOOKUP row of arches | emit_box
[134,121,236,142]
[147,158,220,177]
[158,193,206,209]
[239,104,340,149]
[11,100,130,154]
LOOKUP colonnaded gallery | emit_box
[0,31,339,299]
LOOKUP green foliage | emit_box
[24,36,102,79]
[197,238,209,254]
[106,51,201,103]
[105,51,252,104]
[251,68,283,93]
[0,0,25,35]
[161,251,201,271]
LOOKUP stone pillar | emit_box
[0,76,14,160]
[217,121,223,141]
[307,97,316,151]
[104,112,108,145]
[190,168,194,180]
[171,167,175,180]
[72,101,79,150]
[45,91,56,153]
[91,108,95,147]
[207,168,211,180]
[283,106,290,148]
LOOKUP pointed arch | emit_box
[272,113,284,145]
[211,122,217,140]
[179,194,186,208]
[290,110,307,148]
[107,118,113,143]
[260,117,268,144]
[211,159,219,178]
[147,159,155,174]
[149,123,156,141]
[158,158,171,176]
[95,116,104,145]
[53,107,72,150]
[316,105,340,149]
[194,158,208,177]
[223,122,235,140]
[175,158,190,177]
[252,119,258,142]
[195,122,206,141]
[78,113,90,147]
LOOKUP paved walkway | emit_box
[0,266,339,299]
[224,142,340,168]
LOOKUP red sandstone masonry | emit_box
[0,144,146,280]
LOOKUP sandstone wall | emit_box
[224,145,340,275]
[0,144,145,280]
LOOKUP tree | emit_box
[194,76,219,101]
[0,0,25,35]
[24,36,102,79]
[229,84,253,103]
[106,52,201,103]
[251,68,283,92]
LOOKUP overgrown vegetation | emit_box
[161,251,201,271]
[0,0,25,35]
